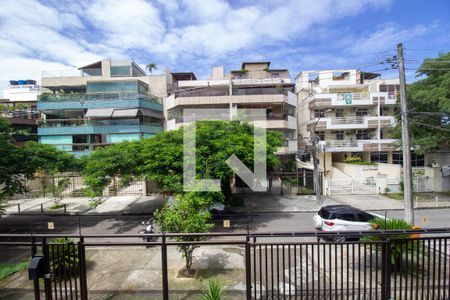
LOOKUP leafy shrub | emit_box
[49,238,79,277]
[202,278,227,300]
[88,198,102,208]
[366,218,418,270]
[344,156,362,163]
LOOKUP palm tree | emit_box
[146,63,157,74]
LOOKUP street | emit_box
[0,208,448,235]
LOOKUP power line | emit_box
[413,121,450,132]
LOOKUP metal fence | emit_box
[7,175,146,200]
[1,229,449,300]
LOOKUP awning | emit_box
[85,108,114,118]
[139,108,163,118]
[112,108,139,118]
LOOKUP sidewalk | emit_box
[3,194,164,215]
[234,192,450,214]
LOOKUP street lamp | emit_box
[310,108,332,204]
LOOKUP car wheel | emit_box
[335,235,346,242]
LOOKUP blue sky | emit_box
[0,0,449,91]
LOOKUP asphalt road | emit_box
[0,208,448,236]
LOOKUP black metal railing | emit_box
[0,229,449,299]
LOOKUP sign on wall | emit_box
[344,93,353,104]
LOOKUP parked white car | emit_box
[313,205,384,241]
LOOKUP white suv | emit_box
[313,205,382,241]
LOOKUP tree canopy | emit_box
[0,118,77,201]
[392,52,450,154]
[153,191,220,276]
[81,140,143,197]
[81,120,284,202]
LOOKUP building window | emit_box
[332,72,350,81]
[371,152,388,163]
[270,73,280,78]
[392,152,425,167]
[355,108,368,116]
[356,130,369,140]
[314,109,325,118]
[110,66,131,77]
[335,131,344,140]
[335,108,344,117]
[316,131,325,140]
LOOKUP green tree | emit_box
[22,141,79,198]
[140,121,284,203]
[145,63,158,74]
[392,52,450,154]
[0,121,77,208]
[153,191,220,276]
[81,141,144,197]
[0,118,28,204]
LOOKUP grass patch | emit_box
[297,187,315,195]
[0,262,28,280]
[386,193,404,201]
[386,193,434,201]
[88,199,102,208]
[49,203,64,210]
[438,191,450,197]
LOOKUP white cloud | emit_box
[350,23,430,55]
[1,0,439,90]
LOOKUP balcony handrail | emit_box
[326,140,359,147]
[336,92,369,101]
[330,116,365,125]
[41,68,102,78]
[39,118,162,128]
[39,92,162,104]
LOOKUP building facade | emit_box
[295,69,415,166]
[38,59,164,154]
[165,62,298,156]
[1,80,40,145]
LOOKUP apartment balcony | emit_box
[41,69,103,88]
[167,91,297,110]
[276,140,298,155]
[38,119,163,135]
[37,92,163,111]
[308,116,395,130]
[308,92,396,109]
[320,139,397,152]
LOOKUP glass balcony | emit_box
[39,92,161,104]
[39,118,162,128]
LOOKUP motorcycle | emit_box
[138,219,156,243]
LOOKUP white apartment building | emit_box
[165,62,298,156]
[295,69,450,194]
[296,69,407,166]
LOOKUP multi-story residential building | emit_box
[165,62,298,156]
[296,69,450,195]
[1,80,40,145]
[38,59,164,154]
[296,69,417,166]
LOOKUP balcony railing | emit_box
[39,118,163,128]
[337,92,369,101]
[176,87,293,98]
[42,68,102,78]
[326,140,359,147]
[39,92,162,104]
[330,116,365,125]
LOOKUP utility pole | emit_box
[310,129,322,204]
[397,43,414,224]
